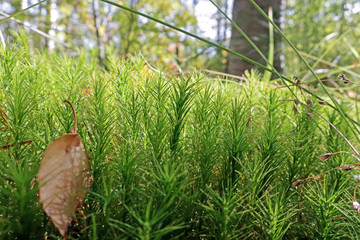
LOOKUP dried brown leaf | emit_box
[38,133,91,236]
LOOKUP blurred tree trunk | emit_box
[93,0,105,64]
[45,0,57,51]
[226,0,283,75]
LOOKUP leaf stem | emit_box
[64,100,77,134]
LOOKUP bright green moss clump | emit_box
[0,41,359,239]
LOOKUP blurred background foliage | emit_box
[1,0,360,77]
[283,0,360,77]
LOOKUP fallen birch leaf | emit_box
[38,100,91,236]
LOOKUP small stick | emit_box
[64,100,77,134]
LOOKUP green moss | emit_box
[0,41,359,239]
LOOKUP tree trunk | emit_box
[93,0,106,64]
[226,0,282,75]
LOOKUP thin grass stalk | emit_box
[262,7,274,82]
[0,0,47,24]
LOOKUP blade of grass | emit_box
[262,7,274,82]
[0,0,47,24]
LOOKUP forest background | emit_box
[2,0,360,77]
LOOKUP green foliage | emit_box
[1,0,206,70]
[1,39,360,239]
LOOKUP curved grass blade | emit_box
[262,7,274,82]
[0,0,47,24]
